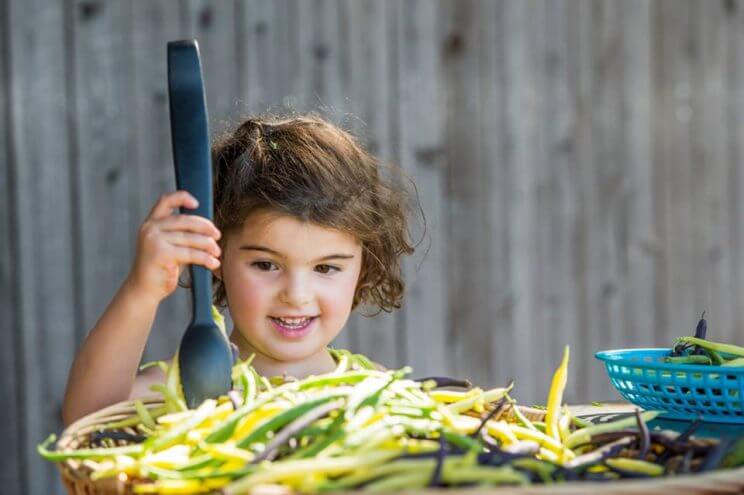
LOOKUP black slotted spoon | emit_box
[167,39,232,409]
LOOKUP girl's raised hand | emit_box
[126,191,222,303]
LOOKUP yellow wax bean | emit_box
[546,346,570,442]
[510,424,575,461]
[558,405,572,443]
[486,420,519,445]
[430,388,481,404]
[134,479,204,494]
[223,449,402,494]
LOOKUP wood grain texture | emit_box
[8,0,78,493]
[3,2,744,492]
[0,1,22,492]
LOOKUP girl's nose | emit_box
[279,272,313,307]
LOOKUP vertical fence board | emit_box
[538,0,582,403]
[0,1,22,491]
[131,0,188,361]
[9,0,77,492]
[480,0,512,388]
[502,0,539,402]
[659,0,698,346]
[694,1,735,345]
[730,0,744,346]
[341,0,399,367]
[396,0,449,377]
[442,0,492,386]
[72,0,137,334]
[237,0,280,114]
[566,0,595,401]
[621,0,655,350]
[184,0,239,126]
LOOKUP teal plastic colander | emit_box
[595,348,744,424]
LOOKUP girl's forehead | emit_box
[231,210,361,253]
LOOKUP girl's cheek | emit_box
[228,271,275,307]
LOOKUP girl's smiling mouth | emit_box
[269,315,318,338]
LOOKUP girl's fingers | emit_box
[164,231,221,258]
[172,246,221,270]
[157,214,221,239]
[147,191,199,221]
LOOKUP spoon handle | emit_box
[167,40,213,326]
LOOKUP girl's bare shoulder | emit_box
[129,363,166,400]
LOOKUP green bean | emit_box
[37,434,143,461]
[135,400,157,429]
[443,464,528,486]
[675,337,744,358]
[298,369,387,390]
[363,469,432,491]
[506,396,538,431]
[148,400,217,451]
[605,457,664,476]
[102,405,168,429]
[236,395,345,449]
[564,411,660,449]
[320,458,436,492]
[664,355,712,365]
[510,458,556,482]
[442,430,483,452]
[707,349,725,366]
[722,357,744,367]
[205,382,300,443]
[289,413,346,458]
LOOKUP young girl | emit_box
[62,115,415,426]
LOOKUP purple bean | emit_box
[415,376,473,389]
[634,409,650,459]
[472,396,508,438]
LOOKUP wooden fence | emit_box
[2,0,743,492]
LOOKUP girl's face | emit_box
[219,210,363,366]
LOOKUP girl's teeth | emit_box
[274,317,312,327]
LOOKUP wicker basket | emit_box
[54,399,744,495]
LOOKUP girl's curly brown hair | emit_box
[210,114,417,313]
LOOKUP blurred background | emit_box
[2,0,744,492]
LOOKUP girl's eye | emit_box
[315,264,340,274]
[251,261,277,271]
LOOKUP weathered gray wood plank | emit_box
[395,0,450,379]
[0,0,23,491]
[694,0,735,346]
[9,0,78,492]
[502,0,539,403]
[538,0,582,404]
[658,0,698,349]
[339,0,400,365]
[479,0,512,391]
[729,0,744,346]
[236,0,276,114]
[131,0,188,362]
[441,0,492,386]
[184,0,239,125]
[621,0,655,351]
[72,0,137,335]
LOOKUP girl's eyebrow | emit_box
[239,245,355,261]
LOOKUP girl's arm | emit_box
[61,191,221,426]
[61,277,161,426]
